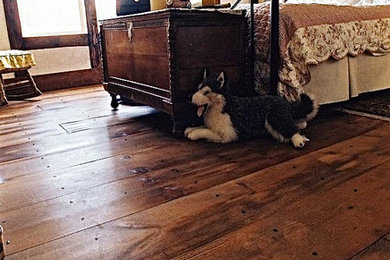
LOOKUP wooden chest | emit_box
[100,9,247,134]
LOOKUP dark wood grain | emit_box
[2,0,23,49]
[33,68,102,92]
[175,157,390,260]
[0,86,389,259]
[84,0,100,68]
[101,9,247,133]
[5,126,390,259]
[352,234,390,260]
[22,34,89,49]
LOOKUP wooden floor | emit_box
[0,85,389,260]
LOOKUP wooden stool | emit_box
[0,50,42,106]
[0,225,4,259]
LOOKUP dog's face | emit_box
[191,69,226,117]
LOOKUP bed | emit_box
[238,1,390,104]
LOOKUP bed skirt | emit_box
[305,53,390,104]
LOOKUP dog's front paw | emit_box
[291,133,310,148]
[184,127,194,137]
[187,130,200,141]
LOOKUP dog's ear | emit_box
[203,68,209,80]
[217,72,225,88]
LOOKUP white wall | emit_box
[29,47,91,75]
[0,1,91,76]
[0,1,10,50]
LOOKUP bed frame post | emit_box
[269,0,279,95]
[249,0,255,90]
[233,0,278,95]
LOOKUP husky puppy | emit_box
[184,70,319,148]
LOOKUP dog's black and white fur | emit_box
[184,70,319,148]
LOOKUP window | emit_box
[2,0,104,89]
[3,0,97,59]
[95,0,116,21]
[17,0,88,37]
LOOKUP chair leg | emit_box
[0,225,5,260]
[24,69,42,96]
[0,74,8,106]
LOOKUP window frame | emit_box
[3,0,100,68]
[2,0,102,90]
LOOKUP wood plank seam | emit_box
[348,231,390,259]
[3,126,389,256]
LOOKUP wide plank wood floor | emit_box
[0,85,389,260]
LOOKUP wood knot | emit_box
[163,186,184,199]
[130,167,149,175]
[139,175,157,184]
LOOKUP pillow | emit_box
[354,0,390,5]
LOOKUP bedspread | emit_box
[242,3,390,101]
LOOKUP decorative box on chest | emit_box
[100,9,247,134]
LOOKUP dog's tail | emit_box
[291,93,319,121]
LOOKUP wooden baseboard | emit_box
[33,67,103,92]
